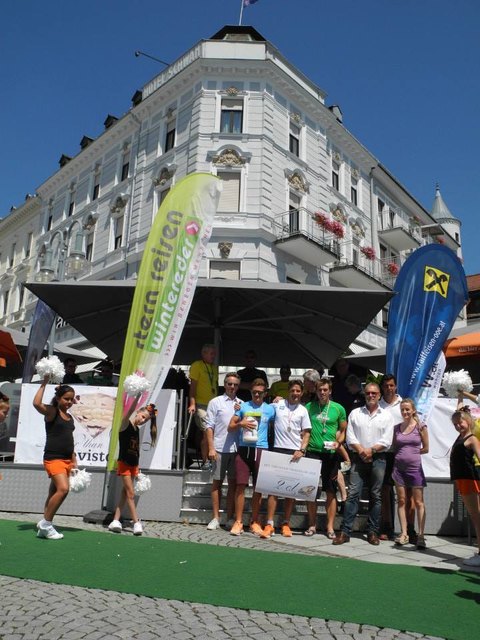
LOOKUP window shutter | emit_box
[217,172,240,212]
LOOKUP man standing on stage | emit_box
[204,372,241,530]
[188,344,218,468]
[305,378,347,538]
[333,382,394,546]
[228,378,275,536]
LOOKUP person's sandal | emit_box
[326,530,336,540]
[304,526,316,537]
[394,533,409,545]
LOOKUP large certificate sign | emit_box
[255,451,321,501]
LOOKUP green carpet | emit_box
[1,520,478,640]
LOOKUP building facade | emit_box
[0,25,463,360]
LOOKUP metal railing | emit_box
[274,208,340,257]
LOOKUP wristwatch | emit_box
[371,446,377,455]
[299,448,307,454]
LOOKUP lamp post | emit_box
[35,223,88,354]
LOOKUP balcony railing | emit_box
[377,210,422,251]
[274,208,340,265]
[330,251,403,290]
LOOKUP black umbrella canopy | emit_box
[25,279,393,368]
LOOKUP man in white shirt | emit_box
[379,373,402,540]
[262,379,312,538]
[204,372,241,530]
[333,382,394,546]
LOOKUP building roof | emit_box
[467,274,480,292]
[431,185,458,222]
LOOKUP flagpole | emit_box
[239,0,244,26]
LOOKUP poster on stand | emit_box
[14,385,176,470]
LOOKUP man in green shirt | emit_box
[305,378,347,537]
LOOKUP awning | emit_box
[0,323,100,381]
[0,328,22,365]
[25,279,393,368]
[444,332,480,358]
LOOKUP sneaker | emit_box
[200,461,212,471]
[416,535,427,550]
[37,525,63,540]
[230,520,244,536]
[463,554,480,567]
[261,524,275,538]
[249,521,264,536]
[407,525,418,545]
[108,519,122,533]
[133,521,143,536]
[206,517,221,530]
[281,523,292,537]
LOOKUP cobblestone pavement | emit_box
[0,575,444,640]
[2,512,475,639]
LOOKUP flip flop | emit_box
[304,526,316,537]
[326,531,336,539]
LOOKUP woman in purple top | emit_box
[392,398,429,549]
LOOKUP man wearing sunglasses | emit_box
[228,378,275,536]
[204,372,242,531]
[333,382,394,546]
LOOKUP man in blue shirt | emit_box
[228,378,275,536]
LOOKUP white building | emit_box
[0,25,462,361]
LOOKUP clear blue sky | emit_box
[1,0,479,273]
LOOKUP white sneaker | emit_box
[133,521,143,536]
[37,525,63,540]
[207,517,220,530]
[108,519,122,533]
[463,554,480,567]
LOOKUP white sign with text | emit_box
[255,451,321,502]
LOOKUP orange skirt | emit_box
[116,461,139,477]
[455,479,480,496]
[43,459,74,478]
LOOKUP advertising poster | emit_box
[14,385,176,470]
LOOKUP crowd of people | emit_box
[189,346,480,568]
[6,343,478,566]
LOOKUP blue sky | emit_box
[1,0,479,273]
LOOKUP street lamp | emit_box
[36,224,88,283]
[35,223,89,354]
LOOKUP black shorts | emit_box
[306,450,338,493]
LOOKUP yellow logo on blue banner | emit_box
[423,265,450,298]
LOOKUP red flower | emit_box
[331,221,345,239]
[361,246,376,260]
[386,262,399,275]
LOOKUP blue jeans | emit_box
[341,454,386,536]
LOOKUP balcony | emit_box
[274,208,340,266]
[378,212,422,252]
[330,256,401,291]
